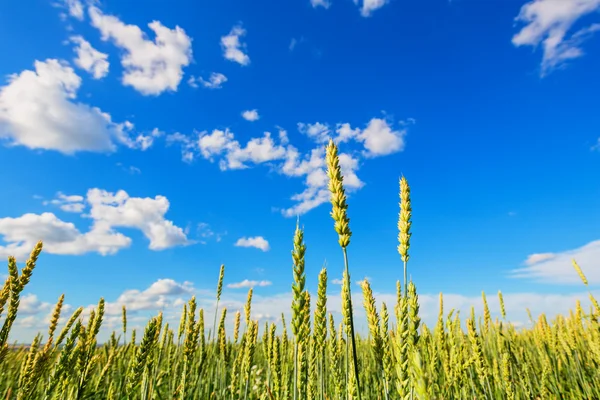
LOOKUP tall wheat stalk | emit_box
[326,138,361,400]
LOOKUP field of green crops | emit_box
[1,140,599,399]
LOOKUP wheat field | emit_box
[0,139,599,399]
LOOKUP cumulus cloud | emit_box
[0,189,191,260]
[227,280,272,289]
[235,236,270,251]
[70,36,109,79]
[509,239,600,284]
[197,128,237,160]
[188,72,227,89]
[358,118,406,156]
[89,6,192,95]
[336,118,407,157]
[195,129,288,170]
[241,109,260,122]
[354,0,389,17]
[0,59,139,154]
[101,279,195,316]
[168,115,409,216]
[298,122,330,143]
[221,25,250,66]
[512,0,600,75]
[280,146,363,217]
[223,133,287,169]
[300,118,407,157]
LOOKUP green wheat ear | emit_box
[398,176,412,296]
[326,139,352,249]
[244,287,253,327]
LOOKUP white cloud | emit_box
[359,118,406,157]
[336,118,407,157]
[235,236,270,251]
[131,127,164,151]
[512,0,600,75]
[335,122,361,143]
[298,122,331,143]
[354,0,389,17]
[221,25,250,66]
[117,163,142,174]
[300,118,407,158]
[195,129,288,170]
[223,133,287,169]
[43,192,85,213]
[19,294,53,315]
[102,279,195,315]
[331,278,343,285]
[0,189,191,260]
[188,72,227,89]
[198,128,237,160]
[11,279,600,344]
[57,0,84,20]
[280,146,363,217]
[86,189,191,251]
[227,280,272,289]
[11,278,197,340]
[0,212,131,260]
[70,36,109,79]
[0,59,137,154]
[311,0,331,9]
[197,222,225,244]
[278,127,289,145]
[242,109,260,122]
[524,252,556,265]
[89,6,192,95]
[168,116,408,217]
[509,239,600,284]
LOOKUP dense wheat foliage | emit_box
[1,140,600,399]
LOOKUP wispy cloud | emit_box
[116,163,142,174]
[43,192,85,213]
[188,72,227,89]
[227,280,272,289]
[56,0,84,21]
[512,0,600,75]
[310,0,331,9]
[509,239,600,284]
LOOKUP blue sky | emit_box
[1,0,599,342]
